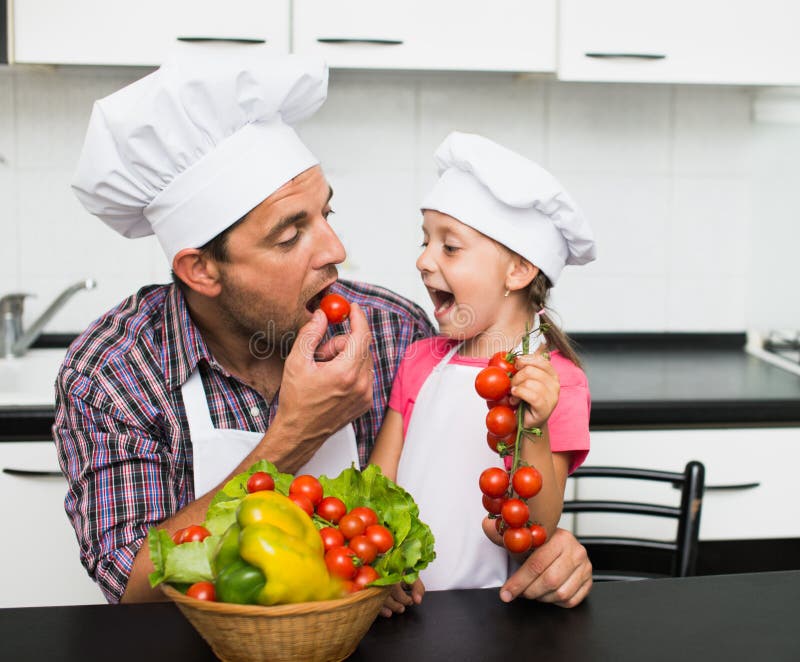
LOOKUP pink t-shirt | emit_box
[388,337,591,473]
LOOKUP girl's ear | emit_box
[505,256,540,294]
[172,248,223,297]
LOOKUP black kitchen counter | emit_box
[2,333,799,440]
[575,333,800,427]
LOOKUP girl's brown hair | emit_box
[526,271,583,368]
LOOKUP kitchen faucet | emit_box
[0,278,97,358]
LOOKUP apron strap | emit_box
[181,368,215,434]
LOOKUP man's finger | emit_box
[499,535,564,602]
[291,309,328,363]
[331,302,372,366]
[315,334,348,361]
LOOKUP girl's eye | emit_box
[443,244,459,254]
[324,209,335,220]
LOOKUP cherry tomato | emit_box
[365,524,394,553]
[246,471,275,493]
[487,432,514,453]
[474,366,511,401]
[512,466,543,499]
[495,517,507,535]
[289,475,323,506]
[486,405,517,437]
[319,526,346,552]
[349,506,379,528]
[504,526,533,554]
[172,525,211,545]
[319,293,350,324]
[501,498,530,528]
[338,512,367,540]
[479,467,510,498]
[488,351,517,376]
[186,581,216,601]
[341,580,359,594]
[289,493,314,517]
[530,524,547,548]
[325,546,358,580]
[482,494,506,515]
[316,496,347,524]
[486,396,514,410]
[354,565,380,589]
[349,535,378,564]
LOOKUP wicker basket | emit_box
[162,583,391,662]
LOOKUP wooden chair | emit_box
[562,461,705,581]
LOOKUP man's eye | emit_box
[277,231,300,247]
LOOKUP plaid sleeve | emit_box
[53,365,180,603]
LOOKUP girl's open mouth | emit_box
[429,288,456,319]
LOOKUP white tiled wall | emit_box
[0,65,794,335]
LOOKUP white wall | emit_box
[1,65,787,335]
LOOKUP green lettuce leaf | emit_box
[147,528,217,588]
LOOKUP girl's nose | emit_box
[416,244,434,274]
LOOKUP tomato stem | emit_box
[510,325,531,479]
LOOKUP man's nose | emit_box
[314,217,347,267]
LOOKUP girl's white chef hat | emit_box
[420,132,596,284]
[72,42,328,264]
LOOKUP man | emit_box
[56,43,592,609]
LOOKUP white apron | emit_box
[396,332,544,591]
[182,369,360,497]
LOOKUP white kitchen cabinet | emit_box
[0,441,105,607]
[292,0,556,72]
[562,427,800,541]
[558,0,800,85]
[13,0,290,66]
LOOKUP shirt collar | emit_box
[161,284,215,390]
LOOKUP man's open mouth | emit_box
[305,287,329,313]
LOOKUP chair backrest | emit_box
[562,460,705,581]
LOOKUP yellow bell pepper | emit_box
[236,490,340,605]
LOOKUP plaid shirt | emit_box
[53,280,434,603]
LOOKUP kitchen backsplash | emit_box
[0,65,797,334]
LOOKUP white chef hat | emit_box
[421,132,596,284]
[72,42,328,264]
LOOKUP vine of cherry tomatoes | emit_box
[475,350,547,555]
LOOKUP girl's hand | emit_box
[509,348,559,429]
[379,579,425,617]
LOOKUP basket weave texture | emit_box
[162,584,391,662]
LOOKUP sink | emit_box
[0,349,68,407]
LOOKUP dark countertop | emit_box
[574,333,800,427]
[2,333,799,440]
[2,571,799,662]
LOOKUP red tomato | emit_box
[512,466,543,499]
[482,494,506,515]
[341,580,359,594]
[246,471,275,493]
[474,367,512,401]
[487,432,514,453]
[365,524,394,553]
[479,467,510,498]
[289,493,314,517]
[354,565,380,589]
[319,526,346,552]
[319,293,351,324]
[289,475,323,506]
[338,513,367,540]
[172,525,211,545]
[486,406,517,437]
[495,517,507,535]
[529,524,547,548]
[316,496,347,524]
[186,581,216,601]
[486,396,514,410]
[501,498,530,528]
[349,535,378,564]
[504,526,533,554]
[488,351,517,376]
[325,546,358,580]
[349,506,379,528]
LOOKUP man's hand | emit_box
[268,303,374,471]
[483,521,592,608]
[379,579,425,618]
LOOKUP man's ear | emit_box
[172,248,222,297]
[505,256,540,294]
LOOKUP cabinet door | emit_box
[558,0,800,85]
[13,0,290,65]
[562,428,800,541]
[292,0,556,72]
[0,442,105,607]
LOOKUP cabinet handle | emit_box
[585,52,666,60]
[177,37,266,44]
[705,482,761,491]
[316,38,404,46]
[3,467,64,478]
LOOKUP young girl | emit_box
[370,132,596,597]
